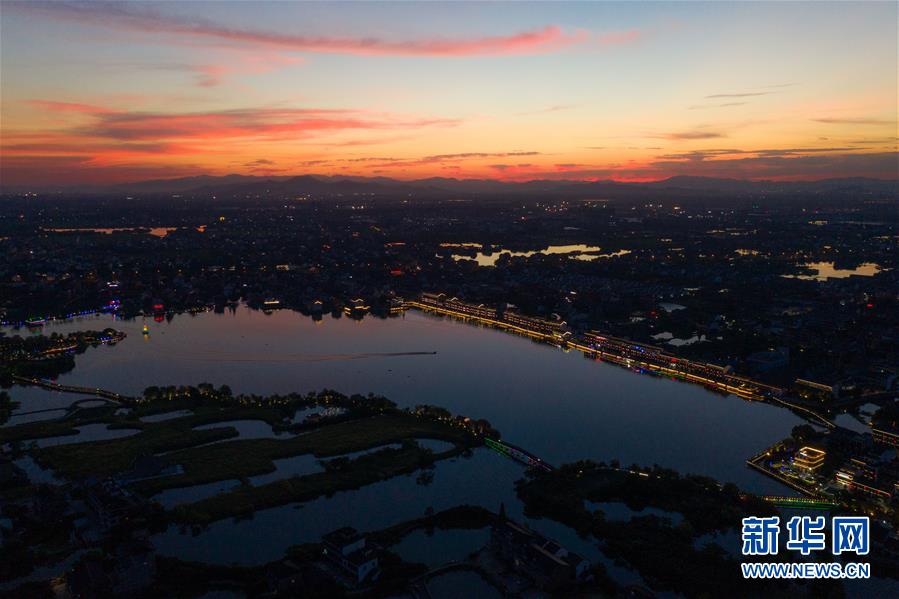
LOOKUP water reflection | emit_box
[291,406,345,424]
[392,528,490,568]
[152,450,598,565]
[417,439,455,453]
[426,569,500,599]
[247,454,322,486]
[140,410,194,423]
[14,455,62,485]
[154,479,241,509]
[785,261,883,281]
[43,227,180,237]
[335,443,403,461]
[3,307,803,492]
[194,420,285,440]
[33,424,140,448]
[448,244,630,266]
[833,414,871,435]
[587,501,683,525]
[6,409,67,426]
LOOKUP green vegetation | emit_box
[514,461,831,596]
[135,411,471,495]
[517,461,774,536]
[149,507,496,597]
[1,419,82,445]
[6,389,479,526]
[0,390,19,426]
[0,406,119,445]
[37,423,238,478]
[3,387,482,486]
[0,329,124,380]
[173,442,450,524]
[136,384,395,416]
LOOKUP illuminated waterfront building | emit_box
[793,447,826,472]
[873,428,899,448]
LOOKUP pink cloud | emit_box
[16,3,605,57]
[2,101,464,185]
[193,53,305,86]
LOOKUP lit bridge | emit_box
[12,375,133,403]
[485,438,554,472]
[759,495,841,510]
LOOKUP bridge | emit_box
[484,438,554,472]
[759,495,841,510]
[12,375,134,403]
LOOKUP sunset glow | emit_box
[1,1,897,187]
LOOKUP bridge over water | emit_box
[759,495,841,510]
[484,438,554,472]
[12,375,134,403]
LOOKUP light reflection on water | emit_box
[784,261,883,281]
[448,244,630,266]
[151,450,601,565]
[4,307,803,492]
[391,527,490,568]
[33,423,140,448]
[5,308,883,592]
[43,226,180,237]
[426,569,501,599]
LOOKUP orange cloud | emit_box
[25,102,459,143]
[813,117,894,125]
[27,100,114,114]
[2,100,466,185]
[663,130,726,140]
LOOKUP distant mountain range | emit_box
[5,174,898,200]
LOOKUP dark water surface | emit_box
[5,307,802,492]
[8,308,891,596]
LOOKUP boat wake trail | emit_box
[161,351,437,363]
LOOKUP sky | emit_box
[1,1,897,187]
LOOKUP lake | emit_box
[4,306,803,492]
[7,305,878,591]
